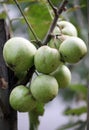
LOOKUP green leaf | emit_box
[69,84,87,99]
[50,0,61,7]
[66,5,86,13]
[64,106,87,116]
[24,1,52,40]
[57,120,86,130]
[0,0,35,4]
[0,12,6,19]
[29,102,44,130]
[75,121,86,130]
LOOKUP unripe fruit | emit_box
[9,85,37,112]
[48,35,70,49]
[57,21,78,36]
[3,37,37,72]
[30,75,58,103]
[59,37,87,63]
[48,38,60,50]
[51,65,71,88]
[53,26,61,35]
[34,46,61,74]
[15,71,27,81]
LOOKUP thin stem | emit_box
[34,70,39,76]
[16,66,35,86]
[47,0,58,16]
[57,0,68,14]
[43,0,68,45]
[29,112,38,130]
[13,0,41,46]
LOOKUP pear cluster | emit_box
[3,20,87,112]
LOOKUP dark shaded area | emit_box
[0,19,17,130]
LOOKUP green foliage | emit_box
[29,103,44,130]
[0,0,34,4]
[57,120,86,130]
[23,1,52,40]
[64,106,87,116]
[0,12,6,19]
[69,84,87,100]
[50,0,61,6]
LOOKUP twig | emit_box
[13,0,42,47]
[47,0,58,16]
[17,66,35,86]
[42,0,68,45]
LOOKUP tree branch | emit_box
[13,0,42,47]
[16,65,35,86]
[42,0,68,45]
[47,0,58,16]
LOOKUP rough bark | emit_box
[0,19,17,130]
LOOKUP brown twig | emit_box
[17,66,35,86]
[47,0,58,16]
[42,0,68,45]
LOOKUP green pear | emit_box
[57,20,78,36]
[48,35,70,49]
[15,71,27,80]
[53,26,61,35]
[48,38,60,50]
[30,75,58,103]
[59,37,87,63]
[48,20,76,49]
[34,45,61,74]
[9,85,37,112]
[51,65,71,88]
[3,37,37,72]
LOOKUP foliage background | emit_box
[0,0,88,130]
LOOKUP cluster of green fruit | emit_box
[3,20,87,112]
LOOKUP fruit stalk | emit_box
[16,65,35,86]
[42,0,68,45]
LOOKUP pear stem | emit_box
[42,0,68,45]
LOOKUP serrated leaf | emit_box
[24,1,52,40]
[64,106,87,116]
